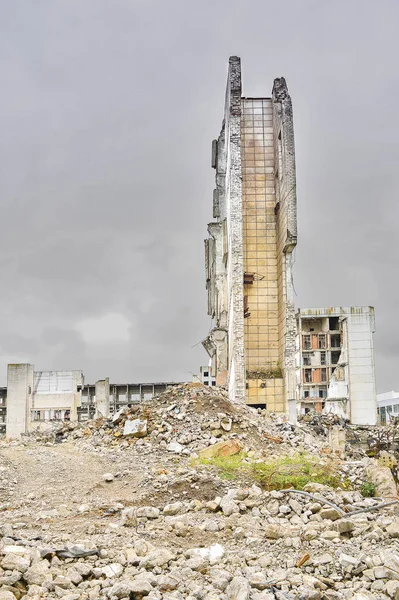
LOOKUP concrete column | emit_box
[6,364,34,438]
[95,378,110,418]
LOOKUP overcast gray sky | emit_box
[0,0,398,391]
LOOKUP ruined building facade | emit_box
[296,307,377,425]
[204,56,297,411]
[203,57,377,424]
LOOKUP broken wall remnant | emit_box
[6,364,84,437]
[95,378,110,418]
[204,57,297,411]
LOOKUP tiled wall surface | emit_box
[241,99,284,410]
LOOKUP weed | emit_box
[250,454,342,491]
[196,453,245,481]
[360,481,376,498]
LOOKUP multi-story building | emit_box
[203,56,297,411]
[296,307,377,425]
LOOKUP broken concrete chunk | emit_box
[198,439,242,459]
[166,441,184,453]
[123,418,147,438]
[226,575,250,599]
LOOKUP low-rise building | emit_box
[4,363,182,438]
[377,391,399,424]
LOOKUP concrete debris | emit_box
[0,383,398,599]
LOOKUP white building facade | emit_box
[296,307,377,425]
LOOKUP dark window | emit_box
[329,317,339,331]
[320,368,327,382]
[204,381,209,386]
[320,351,326,365]
[331,334,341,348]
[331,351,340,365]
[304,391,309,398]
[303,335,311,350]
[318,334,326,349]
[303,355,311,366]
[304,369,312,383]
[203,372,209,377]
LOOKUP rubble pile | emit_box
[0,384,398,599]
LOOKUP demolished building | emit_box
[203,57,377,424]
[203,56,297,412]
[3,363,181,437]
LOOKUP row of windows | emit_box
[302,333,341,350]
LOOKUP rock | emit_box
[123,418,147,437]
[198,439,242,459]
[1,553,30,573]
[163,501,183,516]
[24,560,51,585]
[248,572,269,590]
[166,441,184,453]
[136,506,160,519]
[0,592,18,600]
[140,548,175,569]
[336,519,355,534]
[386,580,399,598]
[103,472,114,482]
[221,418,232,431]
[226,576,250,599]
[102,563,124,578]
[366,461,398,498]
[220,495,239,516]
[339,553,359,569]
[319,508,341,521]
[130,575,154,594]
[387,520,399,538]
[317,553,334,564]
[192,544,225,565]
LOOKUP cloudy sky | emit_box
[0,0,398,390]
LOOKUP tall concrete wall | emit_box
[346,307,377,425]
[204,56,245,403]
[272,78,298,408]
[6,364,33,438]
[95,378,110,418]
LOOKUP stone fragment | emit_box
[220,495,239,516]
[387,520,399,538]
[166,441,184,453]
[103,472,114,482]
[319,508,341,521]
[136,506,160,519]
[163,501,183,516]
[226,576,250,600]
[1,553,30,573]
[123,418,147,437]
[24,560,51,585]
[366,461,397,498]
[102,563,124,578]
[339,553,359,569]
[198,439,242,459]
[140,548,175,569]
[336,519,355,534]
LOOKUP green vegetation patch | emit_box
[196,452,346,490]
